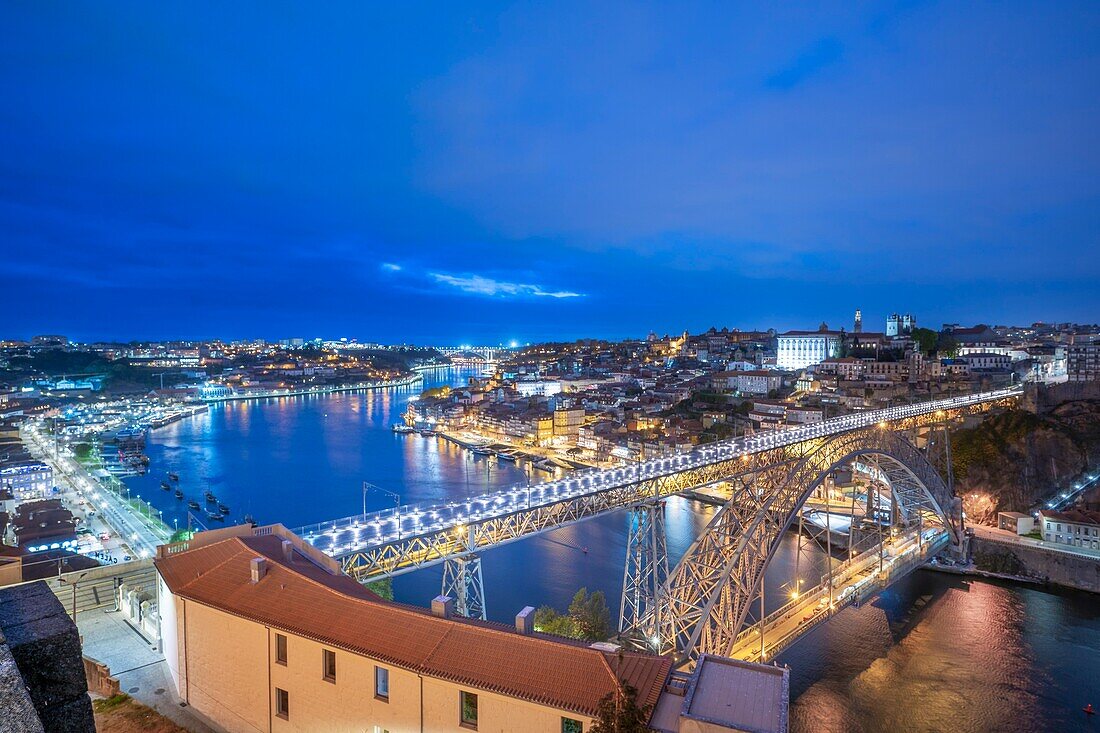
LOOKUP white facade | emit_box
[1040,511,1100,550]
[776,333,841,371]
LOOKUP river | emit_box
[124,368,1100,732]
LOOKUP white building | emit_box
[515,379,562,397]
[734,370,782,395]
[776,331,842,371]
[1039,509,1100,550]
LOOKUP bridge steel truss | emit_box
[329,391,1017,633]
[653,427,957,667]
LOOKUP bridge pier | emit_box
[619,500,669,649]
[441,553,486,620]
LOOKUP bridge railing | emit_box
[297,387,1021,556]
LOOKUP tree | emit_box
[534,605,577,637]
[936,332,959,358]
[569,587,611,641]
[910,327,938,356]
[366,577,394,600]
[589,677,652,733]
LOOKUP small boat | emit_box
[218,504,230,514]
[188,500,202,510]
[497,452,518,463]
[160,481,172,491]
[168,472,179,482]
[174,489,184,499]
[471,446,493,456]
[1085,703,1095,716]
[419,429,435,437]
[206,511,225,522]
[204,492,218,503]
[391,424,415,434]
[243,513,256,526]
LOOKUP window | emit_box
[460,690,478,729]
[323,649,337,683]
[275,634,287,665]
[562,717,583,733]
[275,688,289,719]
[375,666,389,701]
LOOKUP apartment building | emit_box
[1039,509,1100,550]
[155,526,672,733]
[1067,344,1100,382]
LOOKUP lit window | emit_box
[275,688,289,719]
[460,690,478,729]
[275,634,287,665]
[323,649,336,683]
[375,666,389,701]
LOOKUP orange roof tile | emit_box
[156,534,671,717]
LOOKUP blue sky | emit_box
[2,2,1098,343]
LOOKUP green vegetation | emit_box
[534,587,611,641]
[952,409,1060,482]
[71,442,93,459]
[169,529,195,543]
[93,694,131,713]
[590,675,652,733]
[420,385,452,399]
[366,577,394,600]
[909,327,938,356]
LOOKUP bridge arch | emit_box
[659,428,957,666]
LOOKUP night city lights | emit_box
[1,3,1098,733]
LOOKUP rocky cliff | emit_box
[951,398,1100,521]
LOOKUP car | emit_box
[123,555,133,562]
[99,532,110,541]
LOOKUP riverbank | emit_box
[199,373,423,403]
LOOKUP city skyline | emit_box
[3,2,1099,343]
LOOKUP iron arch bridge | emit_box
[293,387,1020,658]
[647,426,956,666]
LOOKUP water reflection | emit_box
[124,369,1100,732]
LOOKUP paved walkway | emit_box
[77,606,219,733]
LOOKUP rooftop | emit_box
[155,528,672,718]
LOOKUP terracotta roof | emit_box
[1039,508,1100,525]
[156,534,672,717]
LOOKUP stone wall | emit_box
[0,581,94,732]
[971,536,1100,593]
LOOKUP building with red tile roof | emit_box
[154,524,672,732]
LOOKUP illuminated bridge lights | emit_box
[294,388,1020,579]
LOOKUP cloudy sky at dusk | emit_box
[3,2,1098,343]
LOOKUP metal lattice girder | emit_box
[339,448,809,581]
[658,427,956,666]
[441,553,486,620]
[323,389,1018,582]
[620,500,670,643]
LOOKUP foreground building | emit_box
[155,525,672,733]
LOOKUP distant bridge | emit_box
[295,387,1021,665]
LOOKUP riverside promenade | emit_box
[199,373,424,402]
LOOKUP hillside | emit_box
[951,399,1100,522]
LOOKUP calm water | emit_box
[125,369,1100,732]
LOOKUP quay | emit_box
[200,373,424,402]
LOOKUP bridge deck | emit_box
[296,388,1018,571]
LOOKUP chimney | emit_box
[515,606,535,635]
[250,557,267,583]
[431,595,454,619]
[281,539,294,563]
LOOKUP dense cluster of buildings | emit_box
[404,316,1099,466]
